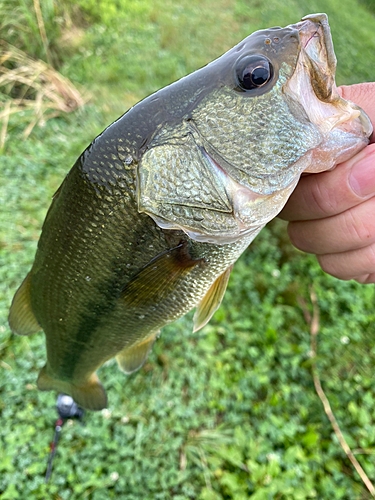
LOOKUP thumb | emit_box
[279,143,375,221]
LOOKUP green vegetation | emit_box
[1,0,375,498]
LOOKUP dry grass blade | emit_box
[305,288,375,497]
[0,41,89,143]
[33,0,53,67]
[0,100,11,150]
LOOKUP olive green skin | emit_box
[31,157,250,383]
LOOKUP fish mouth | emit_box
[296,13,336,102]
[285,13,372,168]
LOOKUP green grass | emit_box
[1,0,375,498]
[0,0,72,66]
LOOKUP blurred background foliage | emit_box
[1,0,375,499]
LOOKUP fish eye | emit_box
[235,55,273,91]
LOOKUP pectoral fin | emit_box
[193,265,233,332]
[8,273,41,336]
[37,366,107,411]
[116,332,158,374]
[121,241,204,307]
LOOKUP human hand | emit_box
[280,83,375,283]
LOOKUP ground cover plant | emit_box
[1,0,375,498]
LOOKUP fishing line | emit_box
[45,394,84,483]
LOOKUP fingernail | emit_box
[349,150,375,198]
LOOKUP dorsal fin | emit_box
[116,332,158,374]
[193,265,233,333]
[8,272,41,336]
[121,241,204,307]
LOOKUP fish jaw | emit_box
[285,13,373,173]
[295,13,337,102]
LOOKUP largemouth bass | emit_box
[9,14,372,410]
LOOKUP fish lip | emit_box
[300,13,336,74]
[293,13,337,102]
[288,14,372,141]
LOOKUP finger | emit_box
[338,83,375,144]
[353,273,375,284]
[317,243,375,280]
[280,144,375,221]
[287,196,375,254]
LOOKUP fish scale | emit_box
[193,85,322,192]
[9,14,372,410]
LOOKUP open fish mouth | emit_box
[285,13,372,156]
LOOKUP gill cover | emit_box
[138,129,238,239]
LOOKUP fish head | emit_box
[138,14,373,243]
